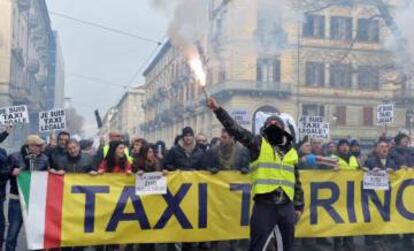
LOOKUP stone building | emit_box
[142,0,408,146]
[99,86,145,140]
[0,0,58,148]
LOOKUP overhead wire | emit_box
[49,11,163,45]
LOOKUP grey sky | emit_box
[45,0,168,136]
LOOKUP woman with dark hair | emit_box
[132,143,166,251]
[133,143,166,175]
[96,141,132,174]
[130,138,147,159]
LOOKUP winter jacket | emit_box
[163,141,205,171]
[213,107,304,211]
[204,142,250,172]
[389,146,414,168]
[0,148,8,200]
[8,146,49,195]
[364,154,398,171]
[45,146,67,170]
[55,153,95,173]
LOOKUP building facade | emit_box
[0,0,57,148]
[99,86,145,140]
[142,0,408,147]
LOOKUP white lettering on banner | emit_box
[38,109,66,133]
[135,172,167,196]
[363,170,390,190]
[299,116,329,139]
[377,104,394,125]
[0,105,30,125]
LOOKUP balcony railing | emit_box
[209,80,292,99]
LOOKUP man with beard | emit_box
[207,97,304,251]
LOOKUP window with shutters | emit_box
[363,107,373,126]
[357,19,380,43]
[306,62,325,87]
[302,104,325,117]
[358,66,379,90]
[330,64,352,88]
[303,15,325,38]
[336,106,347,126]
[330,16,352,41]
[257,58,281,82]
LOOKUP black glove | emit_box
[209,167,220,174]
[240,168,249,174]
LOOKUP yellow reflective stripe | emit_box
[254,179,295,189]
[251,163,295,173]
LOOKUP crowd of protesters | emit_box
[0,123,413,251]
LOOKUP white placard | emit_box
[299,116,330,139]
[135,172,167,196]
[39,109,66,132]
[0,105,29,125]
[231,110,250,126]
[363,170,389,190]
[377,104,394,125]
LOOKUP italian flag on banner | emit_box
[17,171,64,250]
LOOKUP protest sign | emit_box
[135,172,167,196]
[39,109,66,133]
[363,170,390,190]
[0,105,29,125]
[377,104,394,125]
[299,116,330,139]
[230,110,250,126]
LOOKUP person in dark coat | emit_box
[163,127,205,251]
[45,131,70,169]
[51,139,96,174]
[207,97,304,251]
[389,133,414,168]
[163,127,205,171]
[0,124,11,249]
[6,135,49,251]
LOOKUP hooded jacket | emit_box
[163,139,205,171]
[204,142,250,171]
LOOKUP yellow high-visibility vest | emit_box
[250,139,298,201]
[103,144,133,163]
[336,155,359,170]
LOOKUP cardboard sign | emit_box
[377,104,393,125]
[39,109,66,132]
[363,170,389,190]
[299,116,330,139]
[135,172,167,196]
[0,105,29,125]
[231,110,250,126]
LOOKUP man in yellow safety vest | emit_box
[207,97,304,251]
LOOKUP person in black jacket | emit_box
[363,139,397,251]
[163,126,205,251]
[51,139,96,174]
[207,97,304,251]
[163,127,205,171]
[45,131,70,169]
[389,133,414,169]
[0,124,11,249]
[6,135,49,251]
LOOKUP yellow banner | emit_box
[59,170,414,246]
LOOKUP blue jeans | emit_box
[6,199,22,251]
